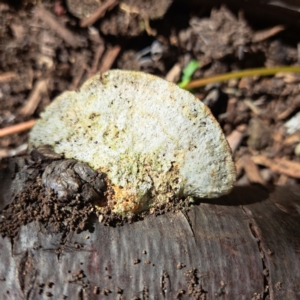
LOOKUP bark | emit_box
[0,159,300,299]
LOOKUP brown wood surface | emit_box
[1,168,300,299]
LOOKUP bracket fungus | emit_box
[29,70,236,216]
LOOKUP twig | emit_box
[234,157,244,178]
[252,25,285,43]
[277,174,289,185]
[34,6,80,48]
[80,0,119,28]
[243,99,262,116]
[144,17,156,36]
[277,106,297,120]
[243,155,266,185]
[0,144,28,159]
[0,120,36,138]
[70,68,86,90]
[185,66,300,89]
[0,72,17,83]
[89,44,105,77]
[252,155,300,179]
[165,63,181,83]
[283,133,300,145]
[19,79,48,116]
[226,124,247,153]
[99,45,121,72]
[225,98,237,124]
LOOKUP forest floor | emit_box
[1,1,300,189]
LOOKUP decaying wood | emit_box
[0,156,300,299]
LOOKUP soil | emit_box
[0,146,193,238]
[1,1,300,236]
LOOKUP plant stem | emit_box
[185,66,300,89]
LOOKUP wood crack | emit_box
[180,210,195,238]
[241,205,270,300]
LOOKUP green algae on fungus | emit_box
[28,70,236,216]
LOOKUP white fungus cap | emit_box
[29,70,236,215]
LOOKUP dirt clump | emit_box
[0,145,107,238]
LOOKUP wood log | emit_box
[1,157,300,299]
